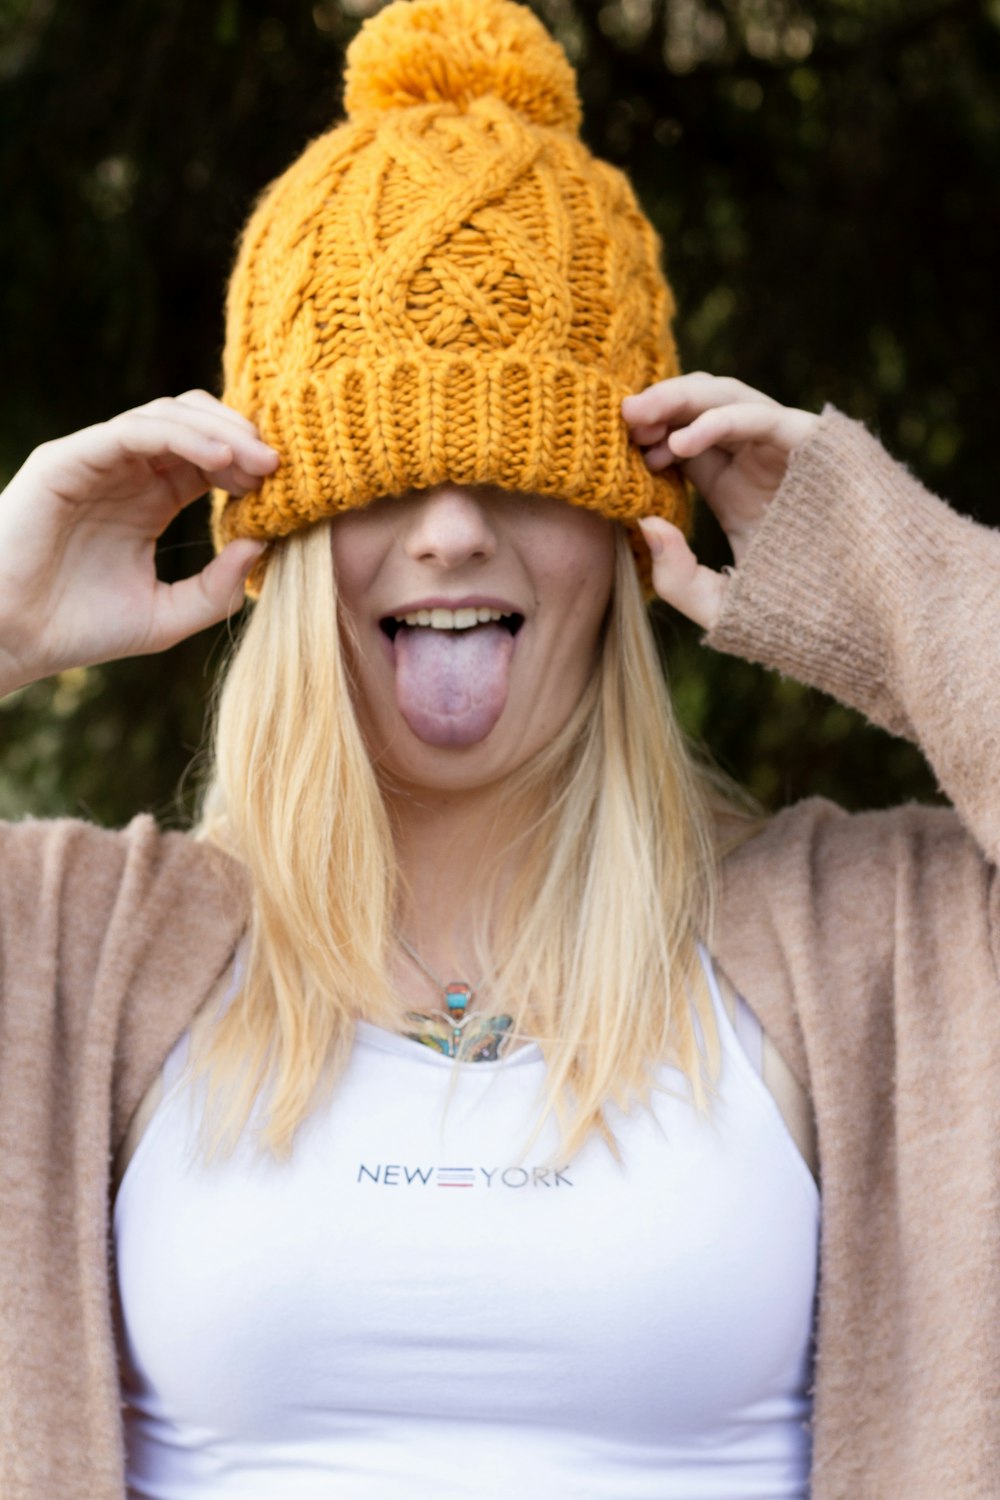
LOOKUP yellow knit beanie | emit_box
[212,0,693,592]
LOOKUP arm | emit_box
[622,375,1000,861]
[0,392,271,1144]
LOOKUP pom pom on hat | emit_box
[344,0,582,131]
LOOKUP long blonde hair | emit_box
[192,519,738,1166]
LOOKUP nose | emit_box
[402,485,498,570]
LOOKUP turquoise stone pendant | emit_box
[444,983,473,1016]
[443,983,471,1051]
[401,960,513,1061]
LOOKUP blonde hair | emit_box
[192,519,739,1167]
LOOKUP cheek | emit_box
[329,520,372,612]
[537,512,616,619]
[329,512,402,633]
[328,523,394,722]
[522,518,615,702]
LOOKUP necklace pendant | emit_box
[402,1011,514,1063]
[444,982,473,1019]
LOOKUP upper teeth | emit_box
[397,607,509,630]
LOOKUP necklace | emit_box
[397,935,514,1062]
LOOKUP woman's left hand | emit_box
[621,373,820,629]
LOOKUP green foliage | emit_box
[2,0,994,822]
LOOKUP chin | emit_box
[370,716,539,795]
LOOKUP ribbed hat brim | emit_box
[212,353,691,574]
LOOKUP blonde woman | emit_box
[2,2,999,1497]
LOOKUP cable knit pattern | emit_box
[210,0,691,593]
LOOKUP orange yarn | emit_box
[211,0,693,593]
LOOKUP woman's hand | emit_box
[621,373,820,630]
[0,391,277,694]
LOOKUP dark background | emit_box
[1,0,996,824]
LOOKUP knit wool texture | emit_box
[211,0,692,594]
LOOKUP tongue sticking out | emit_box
[393,623,516,748]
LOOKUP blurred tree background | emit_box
[0,0,997,825]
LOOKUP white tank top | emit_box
[112,949,819,1499]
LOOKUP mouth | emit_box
[377,605,526,749]
[379,606,525,642]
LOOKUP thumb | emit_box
[637,517,729,631]
[149,539,267,650]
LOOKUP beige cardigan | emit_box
[2,404,998,1497]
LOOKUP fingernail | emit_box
[637,519,663,558]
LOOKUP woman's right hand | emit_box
[0,391,278,695]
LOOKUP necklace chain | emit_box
[396,934,482,1001]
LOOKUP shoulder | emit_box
[713,796,997,1091]
[0,815,250,1146]
[0,812,248,926]
[719,795,986,924]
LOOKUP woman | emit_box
[2,1,998,1496]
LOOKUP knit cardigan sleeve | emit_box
[708,401,1000,853]
[704,406,1000,1497]
[705,402,1000,1094]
